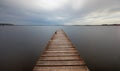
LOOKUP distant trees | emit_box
[102,24,120,26]
[0,23,14,26]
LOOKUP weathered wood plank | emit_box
[41,54,80,57]
[45,50,77,52]
[33,29,89,71]
[46,48,75,50]
[33,66,89,71]
[39,56,82,61]
[36,61,85,66]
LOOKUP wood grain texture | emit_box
[33,29,89,71]
[33,66,89,71]
[36,61,85,66]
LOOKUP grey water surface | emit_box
[0,26,120,71]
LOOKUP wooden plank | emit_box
[33,29,89,71]
[45,50,77,53]
[46,48,77,51]
[33,66,89,71]
[45,50,77,52]
[48,45,73,47]
[36,61,85,66]
[43,52,79,56]
[39,56,82,61]
[41,54,80,57]
[43,52,78,55]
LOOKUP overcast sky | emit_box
[0,0,120,25]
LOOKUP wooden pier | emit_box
[33,29,89,71]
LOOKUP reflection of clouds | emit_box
[0,0,120,25]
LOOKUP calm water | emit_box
[0,26,120,71]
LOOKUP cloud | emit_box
[0,0,120,25]
[64,11,120,25]
[2,0,69,11]
[64,0,120,25]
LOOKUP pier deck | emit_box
[33,30,89,71]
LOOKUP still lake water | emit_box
[0,26,120,71]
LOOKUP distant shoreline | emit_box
[0,23,14,26]
[0,23,120,26]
